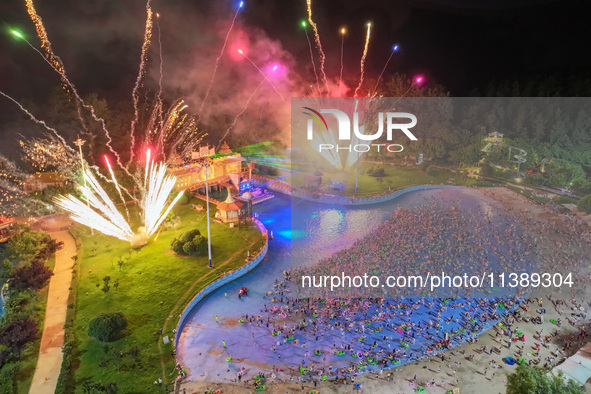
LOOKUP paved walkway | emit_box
[29,230,77,394]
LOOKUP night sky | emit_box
[1,0,590,143]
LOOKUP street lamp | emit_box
[202,159,213,268]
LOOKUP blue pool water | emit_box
[176,187,520,381]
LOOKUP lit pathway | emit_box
[29,230,77,394]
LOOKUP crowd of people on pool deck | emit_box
[293,196,535,298]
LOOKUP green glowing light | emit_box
[11,30,24,39]
[301,21,307,28]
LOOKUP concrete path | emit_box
[29,230,76,394]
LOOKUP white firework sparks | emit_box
[54,169,135,242]
[142,150,185,238]
[54,153,183,244]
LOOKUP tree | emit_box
[578,194,591,214]
[0,318,38,351]
[506,365,584,394]
[128,345,140,360]
[5,229,52,264]
[9,260,54,291]
[102,276,111,293]
[0,259,12,280]
[572,179,591,196]
[37,238,64,260]
[88,313,128,342]
[546,158,585,188]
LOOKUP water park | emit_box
[174,182,591,393]
[2,1,591,393]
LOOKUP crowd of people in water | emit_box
[184,188,591,392]
[294,195,536,298]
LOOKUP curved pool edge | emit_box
[174,218,269,350]
[253,174,465,206]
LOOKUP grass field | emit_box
[344,163,482,196]
[69,197,264,393]
[292,162,482,197]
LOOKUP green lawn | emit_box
[69,197,264,393]
[293,162,481,197]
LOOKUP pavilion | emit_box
[215,192,243,223]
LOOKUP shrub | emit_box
[180,229,201,244]
[171,229,208,257]
[8,260,54,291]
[577,194,591,214]
[171,239,184,254]
[55,340,75,394]
[182,235,208,256]
[88,313,128,342]
[0,363,20,393]
[0,318,38,351]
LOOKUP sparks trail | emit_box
[199,2,243,114]
[24,0,67,90]
[15,9,130,175]
[155,12,164,125]
[0,91,75,155]
[373,45,398,95]
[218,76,267,147]
[306,0,330,94]
[238,50,284,101]
[129,0,154,166]
[354,22,372,97]
[23,0,89,131]
[104,156,131,220]
[391,76,424,106]
[302,23,321,95]
[21,38,130,176]
[89,165,135,201]
[339,27,346,96]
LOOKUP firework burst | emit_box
[54,152,184,244]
